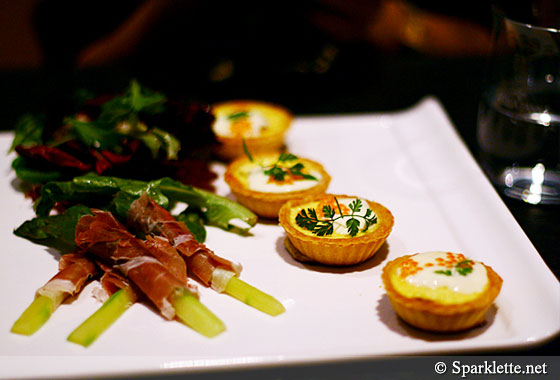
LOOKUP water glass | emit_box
[477,2,560,204]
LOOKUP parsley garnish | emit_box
[455,260,474,276]
[295,197,378,237]
[434,259,474,276]
[227,111,249,120]
[263,153,318,182]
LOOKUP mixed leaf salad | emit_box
[10,80,218,190]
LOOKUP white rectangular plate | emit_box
[1,97,559,380]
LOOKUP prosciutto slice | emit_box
[93,238,194,303]
[75,209,188,320]
[36,252,97,308]
[127,193,242,286]
[143,235,188,286]
[93,261,140,304]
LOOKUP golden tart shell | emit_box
[225,154,331,218]
[212,100,292,161]
[382,253,503,332]
[278,194,394,266]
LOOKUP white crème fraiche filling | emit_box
[247,165,321,193]
[402,251,488,294]
[213,111,267,137]
[328,198,372,235]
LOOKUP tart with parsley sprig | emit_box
[278,194,394,265]
[212,100,292,160]
[225,152,331,218]
[382,251,503,332]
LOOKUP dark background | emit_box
[1,0,558,377]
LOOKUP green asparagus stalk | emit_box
[67,289,134,347]
[170,288,226,337]
[11,295,56,335]
[224,276,285,316]
[69,286,225,346]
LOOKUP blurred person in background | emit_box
[30,0,493,75]
[1,0,494,119]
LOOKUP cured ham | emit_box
[93,236,194,303]
[36,252,98,307]
[75,209,190,320]
[93,261,140,304]
[143,235,188,286]
[11,252,98,336]
[127,193,242,287]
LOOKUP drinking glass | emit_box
[477,1,560,204]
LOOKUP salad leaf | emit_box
[99,79,166,126]
[176,208,206,243]
[66,118,125,150]
[136,127,181,160]
[14,205,92,253]
[12,157,64,183]
[9,114,44,152]
[35,173,257,234]
[157,177,257,233]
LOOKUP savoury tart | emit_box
[278,194,394,266]
[212,100,292,160]
[225,153,331,218]
[382,251,503,332]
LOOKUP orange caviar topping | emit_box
[400,252,474,278]
[399,258,421,278]
[316,196,351,219]
[432,252,468,268]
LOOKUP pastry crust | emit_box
[212,100,292,161]
[225,154,331,218]
[278,194,394,266]
[382,253,503,332]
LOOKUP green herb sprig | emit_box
[295,197,377,237]
[434,260,474,276]
[227,111,249,120]
[264,153,318,182]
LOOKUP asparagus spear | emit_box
[75,209,226,339]
[11,295,55,335]
[67,289,134,347]
[68,285,225,347]
[129,194,285,316]
[171,288,226,337]
[11,253,97,336]
[210,268,284,316]
[224,276,285,316]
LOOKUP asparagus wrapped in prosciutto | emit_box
[128,193,285,316]
[75,208,225,337]
[31,174,283,314]
[11,253,97,335]
[67,264,140,346]
[68,233,205,346]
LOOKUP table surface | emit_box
[1,47,558,377]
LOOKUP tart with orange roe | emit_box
[382,251,503,332]
[212,100,292,160]
[225,152,331,218]
[278,194,394,266]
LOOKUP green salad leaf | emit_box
[35,173,257,235]
[12,157,64,183]
[9,114,44,152]
[14,205,92,253]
